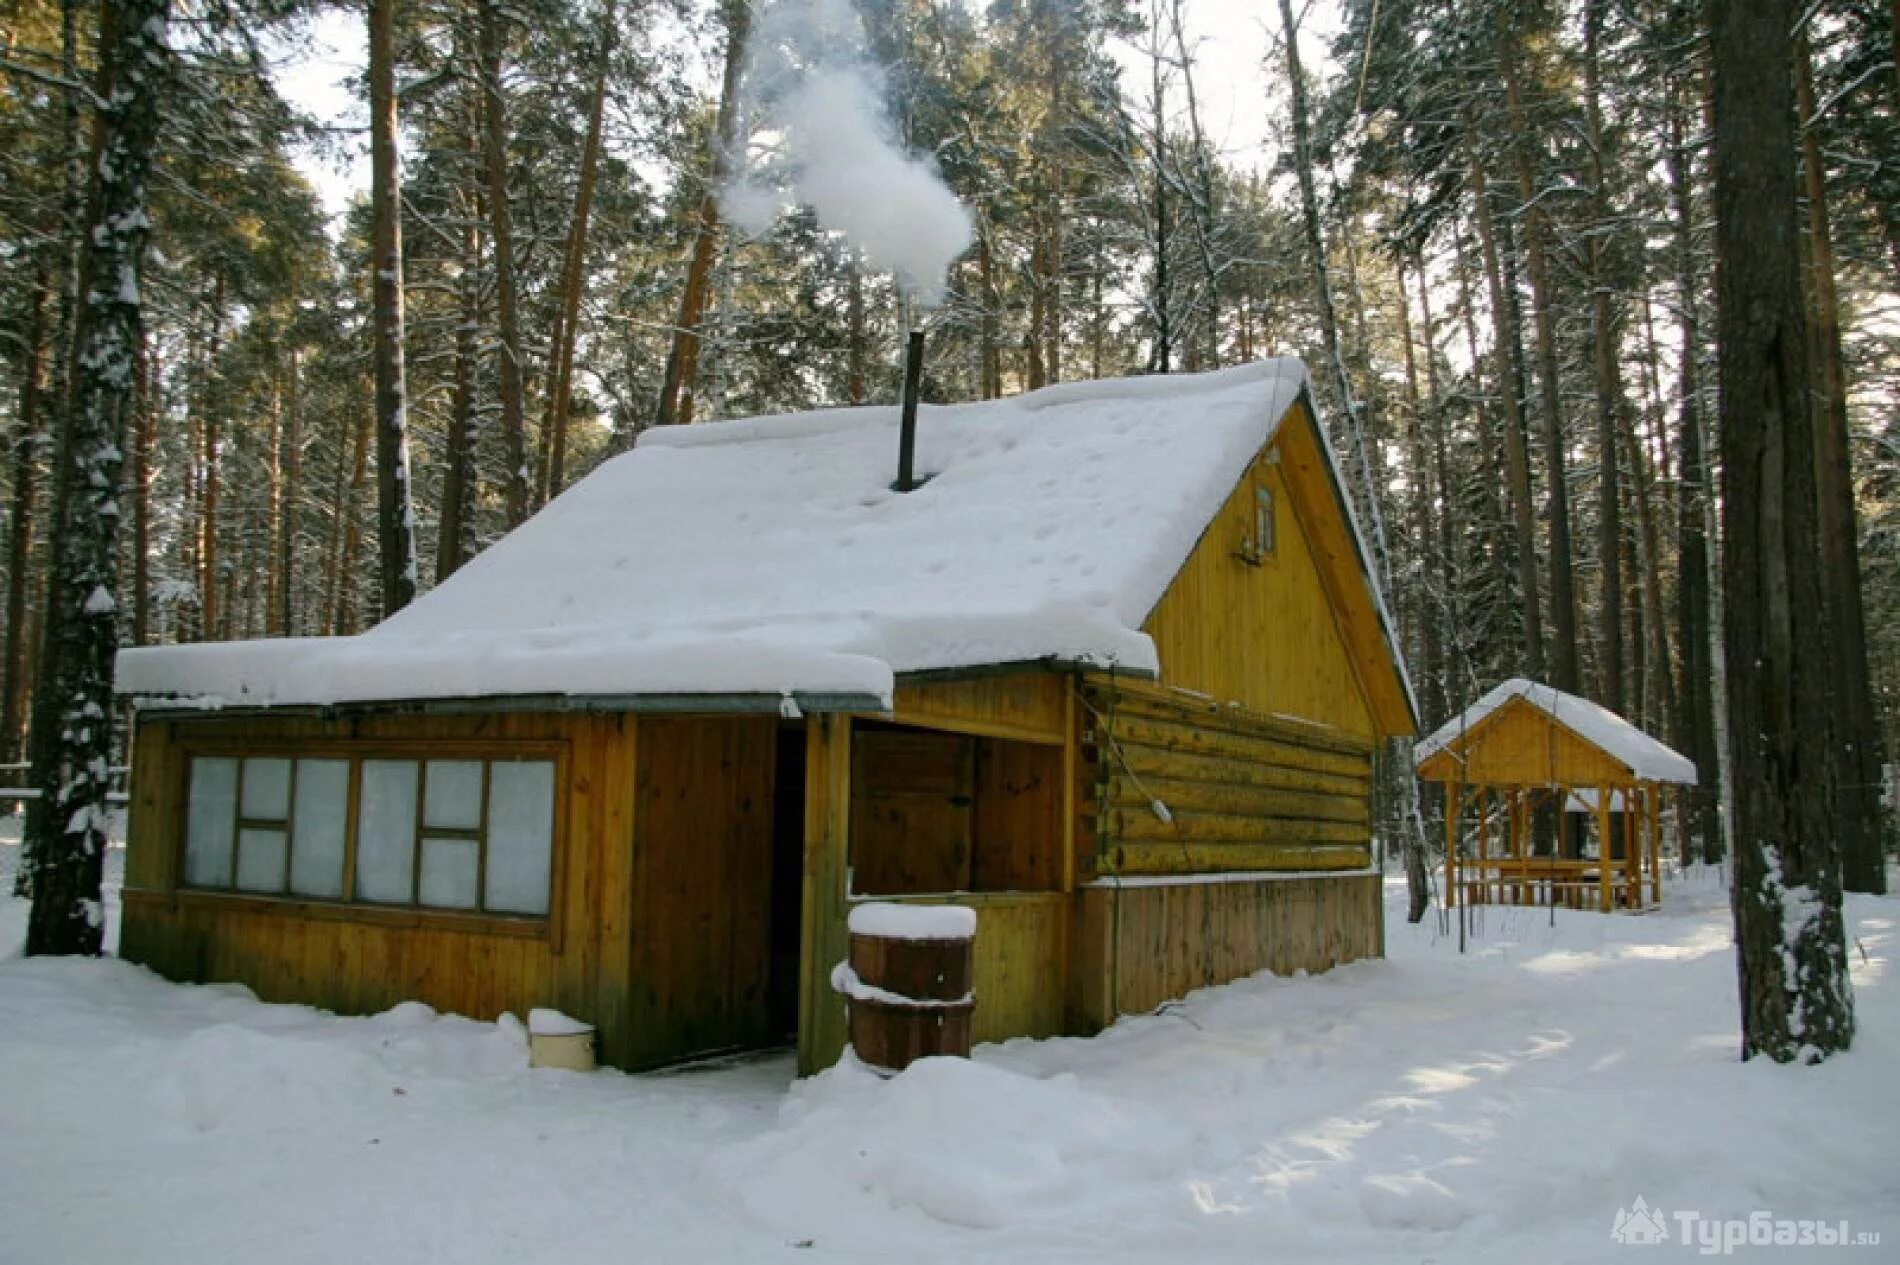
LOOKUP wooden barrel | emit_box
[837,903,976,1073]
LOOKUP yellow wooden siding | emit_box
[1074,873,1383,1026]
[892,673,1070,744]
[119,710,642,1062]
[1079,677,1375,879]
[1414,696,1635,787]
[852,892,1069,1043]
[1141,425,1379,738]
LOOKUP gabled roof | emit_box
[117,359,1411,713]
[1414,678,1697,785]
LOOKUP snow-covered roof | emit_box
[118,359,1407,713]
[1414,678,1697,785]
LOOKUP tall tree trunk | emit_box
[1711,0,1854,1062]
[130,325,154,647]
[369,0,419,615]
[846,259,867,403]
[478,0,530,521]
[1282,0,1388,588]
[541,0,618,497]
[1499,19,1580,693]
[977,223,1001,398]
[655,0,748,428]
[1394,260,1446,729]
[25,0,168,956]
[199,275,223,640]
[264,373,284,635]
[1147,10,1170,376]
[1796,34,1888,894]
[2,275,49,764]
[1667,91,1722,864]
[335,400,373,636]
[1624,404,1677,738]
[1465,129,1546,679]
[1583,0,1624,712]
[19,0,90,749]
[438,213,480,582]
[278,344,300,635]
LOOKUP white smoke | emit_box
[724,0,973,307]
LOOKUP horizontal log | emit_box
[1111,808,1370,846]
[1083,678,1374,758]
[1107,775,1369,826]
[1104,841,1373,876]
[1112,743,1369,799]
[1105,714,1371,780]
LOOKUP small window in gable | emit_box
[1241,478,1276,565]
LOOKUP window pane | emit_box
[424,760,484,831]
[355,760,418,904]
[289,759,349,899]
[184,757,238,888]
[235,827,288,893]
[240,757,291,820]
[485,761,554,915]
[418,837,479,909]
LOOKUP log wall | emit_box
[1080,677,1376,879]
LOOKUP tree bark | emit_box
[1666,90,1722,865]
[1583,0,1624,713]
[541,0,618,497]
[477,0,530,522]
[655,0,748,428]
[438,211,479,582]
[1499,17,1580,693]
[130,324,154,646]
[1796,34,1888,894]
[277,343,300,635]
[25,0,168,956]
[199,275,223,640]
[2,275,49,764]
[1465,129,1546,679]
[369,0,419,615]
[1711,0,1855,1062]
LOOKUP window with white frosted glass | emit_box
[178,749,557,921]
[289,759,349,898]
[355,760,419,904]
[184,757,238,888]
[485,761,555,915]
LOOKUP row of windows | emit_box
[184,754,556,917]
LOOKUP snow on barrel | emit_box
[834,902,976,1073]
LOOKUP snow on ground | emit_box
[1,853,1894,1263]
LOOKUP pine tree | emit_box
[24,0,169,955]
[1711,0,1855,1062]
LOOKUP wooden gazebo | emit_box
[1414,679,1698,912]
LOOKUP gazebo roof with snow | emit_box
[1414,678,1697,788]
[116,358,1411,718]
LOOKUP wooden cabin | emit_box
[114,359,1417,1075]
[1414,679,1697,912]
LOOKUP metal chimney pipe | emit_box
[895,329,925,492]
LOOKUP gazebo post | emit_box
[1446,779,1461,909]
[1477,788,1491,905]
[1623,788,1639,909]
[1596,786,1614,913]
[1512,789,1527,905]
[1648,783,1663,906]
